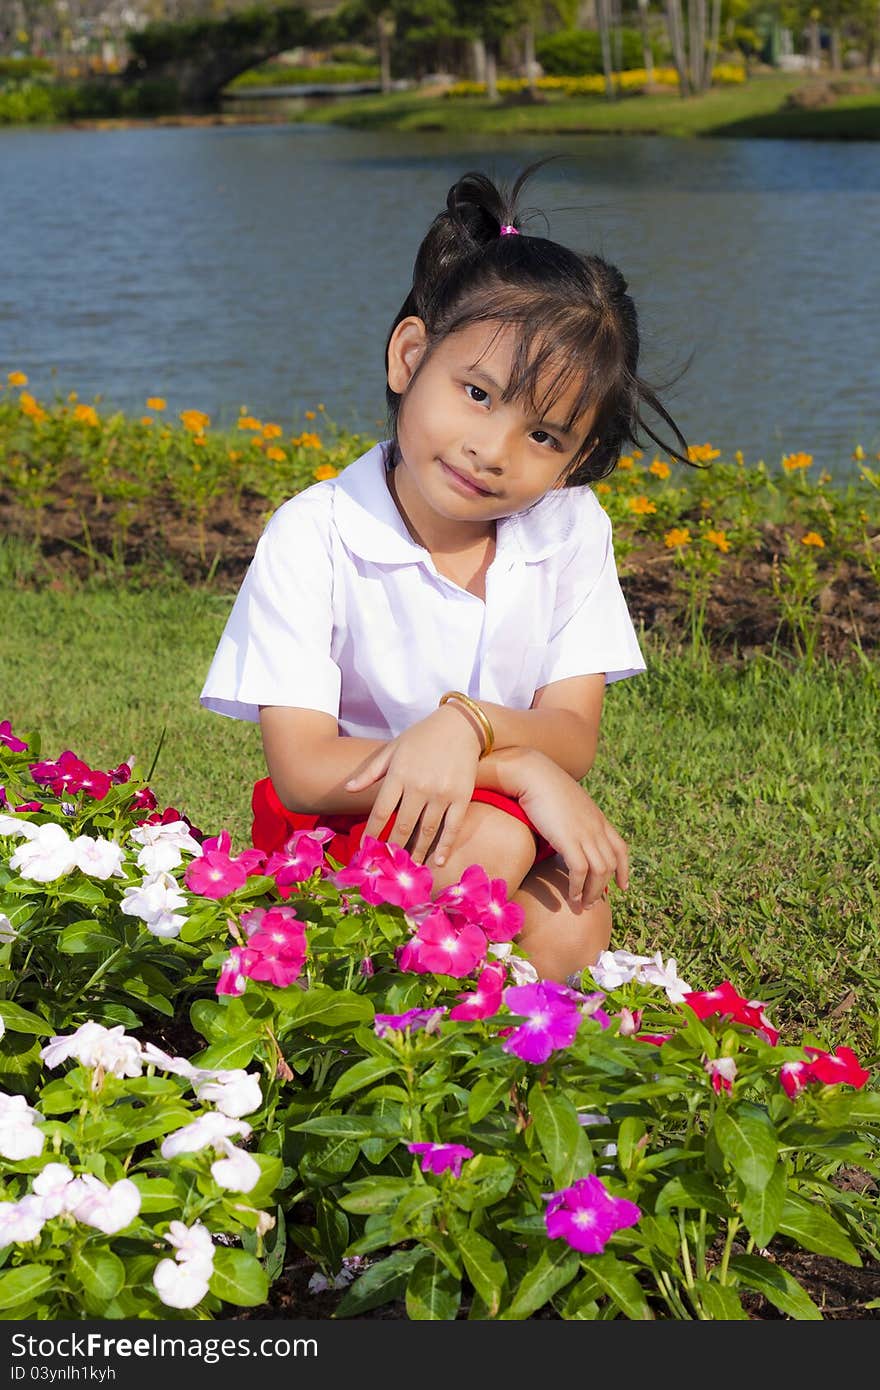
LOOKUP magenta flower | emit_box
[131,786,158,812]
[108,760,133,785]
[185,850,248,899]
[265,827,333,889]
[216,947,255,997]
[245,937,306,988]
[436,864,523,943]
[407,1142,473,1177]
[545,1175,641,1254]
[637,1033,673,1047]
[780,1060,812,1099]
[374,1008,445,1039]
[201,830,266,878]
[449,962,506,1021]
[0,720,28,753]
[408,909,487,978]
[333,835,433,911]
[501,981,583,1063]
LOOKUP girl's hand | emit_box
[514,751,629,906]
[344,707,483,865]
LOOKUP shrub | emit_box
[536,27,653,76]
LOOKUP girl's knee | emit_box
[426,802,537,897]
[513,856,613,982]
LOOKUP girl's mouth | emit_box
[440,460,494,497]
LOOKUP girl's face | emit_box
[387,318,596,532]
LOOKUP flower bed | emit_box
[1,723,878,1319]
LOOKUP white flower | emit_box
[638,952,693,1003]
[40,1021,112,1070]
[0,1093,45,1160]
[0,1196,46,1244]
[130,819,203,868]
[160,1112,251,1158]
[210,1142,260,1193]
[9,822,77,882]
[0,1016,4,1042]
[0,814,38,840]
[489,942,539,985]
[32,1163,76,1218]
[194,1069,263,1118]
[153,1256,211,1309]
[40,1023,143,1078]
[70,834,127,880]
[68,1176,141,1235]
[588,948,653,991]
[141,1043,200,1080]
[163,1219,216,1277]
[0,913,17,944]
[120,871,188,939]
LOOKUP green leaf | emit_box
[406,1253,461,1321]
[456,1229,508,1316]
[389,1188,441,1243]
[300,1135,359,1180]
[778,1192,861,1266]
[274,985,373,1029]
[500,1245,579,1319]
[0,1265,55,1310]
[739,1161,786,1247]
[467,1072,512,1123]
[656,1171,729,1217]
[729,1254,822,1319]
[695,1279,748,1319]
[71,1248,125,1302]
[129,1177,179,1213]
[57,922,119,955]
[330,1056,398,1100]
[585,1253,652,1320]
[190,1037,258,1070]
[209,1248,269,1308]
[616,1116,647,1174]
[295,1116,374,1139]
[335,1248,422,1318]
[529,1082,583,1188]
[713,1104,778,1189]
[338,1176,412,1215]
[0,1000,49,1035]
[50,879,108,907]
[451,1154,516,1213]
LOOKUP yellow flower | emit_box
[801,531,824,548]
[632,449,643,459]
[687,443,721,464]
[781,451,812,472]
[734,449,744,466]
[700,499,712,510]
[67,391,78,403]
[146,396,166,412]
[649,459,670,479]
[192,435,206,447]
[180,409,210,435]
[228,450,241,462]
[262,422,283,439]
[628,495,656,515]
[304,410,316,421]
[595,482,612,495]
[664,527,691,548]
[859,510,869,523]
[74,404,100,427]
[7,371,28,387]
[237,415,262,432]
[852,445,865,462]
[618,455,635,470]
[314,463,338,481]
[266,446,286,462]
[141,415,154,426]
[293,432,322,449]
[705,529,731,553]
[317,403,326,412]
[19,392,47,422]
[192,461,202,472]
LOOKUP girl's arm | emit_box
[471,673,605,782]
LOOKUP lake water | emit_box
[1,121,878,474]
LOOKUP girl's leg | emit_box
[425,801,537,898]
[511,854,612,983]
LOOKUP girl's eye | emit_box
[465,383,489,404]
[531,430,561,450]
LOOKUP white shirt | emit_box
[200,441,645,737]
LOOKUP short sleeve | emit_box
[535,493,646,689]
[200,490,341,723]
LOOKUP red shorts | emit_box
[251,777,557,869]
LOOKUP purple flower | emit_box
[407,1142,474,1177]
[501,981,583,1063]
[0,721,28,753]
[373,1008,445,1039]
[545,1175,641,1254]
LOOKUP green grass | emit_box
[3,582,878,1053]
[292,73,880,139]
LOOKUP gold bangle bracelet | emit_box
[438,690,495,760]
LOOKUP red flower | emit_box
[804,1045,870,1089]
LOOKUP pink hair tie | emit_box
[499,224,519,236]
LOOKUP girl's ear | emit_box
[387,317,428,394]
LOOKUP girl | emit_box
[201,165,690,983]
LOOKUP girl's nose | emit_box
[463,426,507,472]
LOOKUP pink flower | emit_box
[449,962,506,1021]
[77,767,112,800]
[185,850,248,899]
[705,1056,737,1094]
[408,909,487,978]
[545,1175,641,1254]
[28,750,110,800]
[108,760,134,785]
[265,828,333,890]
[636,1033,673,1046]
[334,836,433,911]
[437,864,524,943]
[780,1060,812,1099]
[804,1045,870,1089]
[617,1007,643,1037]
[407,1142,473,1177]
[501,981,583,1063]
[246,938,306,988]
[0,720,28,753]
[216,947,255,997]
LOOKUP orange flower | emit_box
[304,410,316,421]
[192,435,206,447]
[262,422,283,439]
[664,527,691,548]
[649,458,670,479]
[314,463,338,481]
[801,531,824,548]
[228,449,241,462]
[180,409,210,435]
[7,370,28,387]
[67,391,78,403]
[700,499,712,510]
[73,404,100,427]
[781,451,812,472]
[146,396,166,411]
[19,392,47,422]
[237,415,262,432]
[734,449,744,466]
[618,455,635,470]
[595,481,611,495]
[687,443,721,464]
[266,446,286,462]
[141,415,154,426]
[628,495,656,515]
[705,529,730,552]
[292,432,322,450]
[632,449,643,459]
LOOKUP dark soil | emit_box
[5,481,880,662]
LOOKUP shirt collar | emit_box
[332,442,580,564]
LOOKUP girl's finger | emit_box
[346,750,389,791]
[385,793,426,850]
[408,803,445,865]
[566,853,589,904]
[362,784,402,841]
[431,800,469,867]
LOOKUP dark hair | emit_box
[384,163,694,486]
